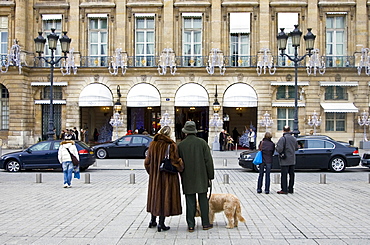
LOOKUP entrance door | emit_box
[128,107,160,135]
[175,107,209,141]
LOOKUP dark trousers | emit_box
[185,192,210,228]
[257,163,272,192]
[281,165,295,193]
[249,142,255,150]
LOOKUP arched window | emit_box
[0,84,9,130]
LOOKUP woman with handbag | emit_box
[58,135,79,188]
[256,132,275,194]
[144,126,184,232]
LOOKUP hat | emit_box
[182,121,197,134]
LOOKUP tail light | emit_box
[352,149,359,156]
[79,149,89,154]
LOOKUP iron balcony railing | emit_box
[27,55,357,69]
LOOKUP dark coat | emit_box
[144,134,184,217]
[258,138,275,164]
[178,134,214,195]
[275,132,298,166]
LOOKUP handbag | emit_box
[66,148,79,166]
[253,151,263,165]
[159,144,178,174]
[279,136,287,159]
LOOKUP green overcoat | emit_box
[178,134,214,195]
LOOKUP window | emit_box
[325,113,346,131]
[326,16,346,67]
[89,16,108,66]
[277,108,294,130]
[0,84,9,130]
[183,15,202,66]
[277,13,298,67]
[43,87,63,100]
[276,86,295,100]
[230,13,250,67]
[29,141,52,152]
[42,15,62,59]
[324,86,347,100]
[42,104,61,140]
[0,17,8,55]
[135,15,155,67]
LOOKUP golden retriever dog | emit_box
[196,193,246,229]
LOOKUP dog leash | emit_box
[208,179,212,201]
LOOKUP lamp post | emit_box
[34,29,73,141]
[110,85,123,140]
[209,85,223,150]
[277,25,316,137]
[307,110,321,135]
[259,111,273,132]
[358,110,370,141]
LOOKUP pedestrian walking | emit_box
[58,135,79,188]
[144,126,184,232]
[257,132,275,194]
[276,126,298,194]
[178,121,214,232]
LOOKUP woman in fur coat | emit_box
[144,126,184,232]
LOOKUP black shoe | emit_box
[203,224,213,230]
[148,221,157,228]
[257,189,262,193]
[288,189,294,194]
[188,227,195,232]
[157,224,170,232]
[277,190,288,194]
[265,191,269,194]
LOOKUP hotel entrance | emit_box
[175,106,209,141]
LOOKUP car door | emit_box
[295,139,307,169]
[130,136,149,157]
[111,136,133,157]
[20,141,57,169]
[302,139,334,169]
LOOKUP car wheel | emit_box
[253,164,260,172]
[144,148,149,158]
[6,160,21,172]
[329,156,346,172]
[96,148,108,159]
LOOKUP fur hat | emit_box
[182,121,197,134]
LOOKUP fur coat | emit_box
[144,134,184,217]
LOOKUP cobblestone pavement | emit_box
[0,150,369,244]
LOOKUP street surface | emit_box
[0,150,369,244]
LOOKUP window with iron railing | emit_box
[89,17,108,67]
[183,16,202,67]
[0,84,9,130]
[135,16,155,67]
[326,16,346,67]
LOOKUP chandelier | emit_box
[60,48,78,75]
[259,111,273,132]
[358,110,370,141]
[206,48,226,75]
[108,48,128,75]
[1,39,22,74]
[306,48,326,75]
[307,110,322,135]
[158,48,177,75]
[159,111,172,127]
[356,48,370,75]
[256,48,276,75]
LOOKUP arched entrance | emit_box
[175,83,209,141]
[127,83,161,135]
[223,83,258,144]
[79,83,113,143]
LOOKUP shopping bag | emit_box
[252,151,263,165]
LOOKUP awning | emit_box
[182,13,202,17]
[35,100,66,105]
[223,83,257,107]
[135,13,155,18]
[319,81,358,86]
[175,83,208,107]
[31,82,68,86]
[230,13,250,33]
[87,14,108,18]
[42,14,62,20]
[127,83,160,107]
[79,83,113,107]
[270,81,309,86]
[320,103,358,113]
[272,102,305,107]
[278,13,298,32]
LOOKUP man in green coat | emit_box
[178,121,214,232]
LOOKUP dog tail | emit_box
[236,203,246,223]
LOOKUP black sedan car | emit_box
[92,135,153,159]
[0,140,96,172]
[239,136,360,172]
[361,152,370,168]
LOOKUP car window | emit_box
[142,138,149,145]
[297,140,305,149]
[132,137,143,144]
[118,136,132,145]
[29,141,52,152]
[305,140,334,149]
[53,141,60,150]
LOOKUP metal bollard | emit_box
[223,159,228,166]
[125,159,129,167]
[223,174,229,184]
[235,143,238,155]
[273,174,280,184]
[130,173,135,184]
[85,173,91,184]
[320,174,326,184]
[36,173,42,183]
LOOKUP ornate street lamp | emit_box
[210,85,223,150]
[358,110,370,141]
[110,85,123,140]
[159,111,172,127]
[1,39,23,74]
[277,25,317,137]
[158,48,177,75]
[256,48,276,75]
[108,48,128,75]
[259,111,273,132]
[307,110,321,135]
[34,29,75,141]
[206,48,226,75]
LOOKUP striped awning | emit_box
[31,82,68,86]
[321,103,358,113]
[35,100,66,105]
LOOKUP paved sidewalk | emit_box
[0,150,370,244]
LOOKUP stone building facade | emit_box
[0,0,369,148]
